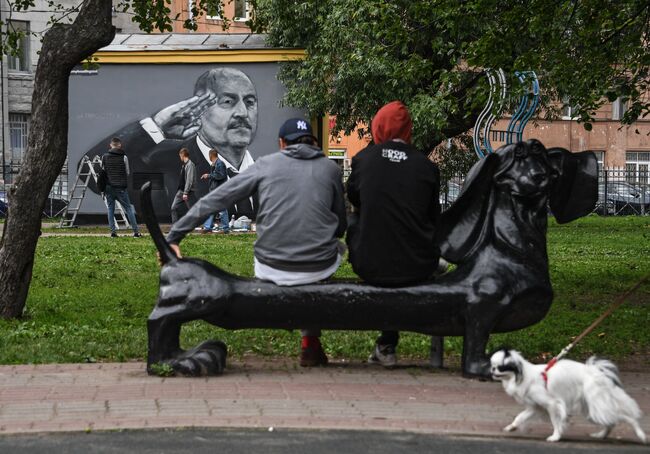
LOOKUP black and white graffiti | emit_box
[81,67,260,220]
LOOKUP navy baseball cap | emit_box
[278,118,316,141]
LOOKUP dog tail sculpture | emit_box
[140,181,228,376]
[140,182,177,265]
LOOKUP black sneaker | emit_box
[368,344,397,367]
[111,232,118,238]
[133,232,142,238]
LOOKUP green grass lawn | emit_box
[0,215,648,366]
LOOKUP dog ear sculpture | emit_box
[547,147,598,223]
[437,153,500,263]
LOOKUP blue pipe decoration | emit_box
[505,76,528,145]
[483,68,507,154]
[515,71,539,142]
[473,70,540,158]
[473,69,495,159]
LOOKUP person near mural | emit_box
[170,148,197,224]
[83,67,258,220]
[101,137,141,238]
[200,149,230,234]
[346,101,441,367]
[164,118,347,367]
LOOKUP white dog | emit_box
[490,348,646,443]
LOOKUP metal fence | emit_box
[595,167,649,216]
[438,166,650,216]
[1,160,69,219]
[1,160,648,220]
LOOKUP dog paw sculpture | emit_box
[142,140,597,378]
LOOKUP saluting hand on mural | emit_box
[152,93,216,140]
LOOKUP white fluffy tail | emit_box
[587,356,621,386]
[583,357,646,443]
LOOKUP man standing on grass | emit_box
[165,118,347,367]
[101,137,141,238]
[170,148,197,223]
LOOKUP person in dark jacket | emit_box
[170,148,198,223]
[346,101,441,367]
[165,118,347,367]
[101,137,141,238]
[200,149,230,233]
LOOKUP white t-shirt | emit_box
[254,254,342,286]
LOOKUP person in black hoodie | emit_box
[346,101,441,367]
[101,137,141,238]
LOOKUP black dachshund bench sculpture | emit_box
[143,139,597,379]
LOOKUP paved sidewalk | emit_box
[0,358,648,444]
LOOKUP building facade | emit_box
[3,0,647,192]
[168,0,252,33]
[0,0,142,187]
[328,101,650,186]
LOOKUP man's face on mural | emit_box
[199,73,258,152]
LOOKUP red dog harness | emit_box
[542,357,558,388]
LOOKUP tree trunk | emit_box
[0,0,115,318]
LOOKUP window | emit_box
[205,0,248,20]
[561,96,577,120]
[612,97,627,121]
[6,21,30,72]
[205,0,220,19]
[234,0,249,21]
[626,152,650,184]
[9,113,30,162]
[592,150,604,173]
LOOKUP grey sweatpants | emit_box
[170,190,198,224]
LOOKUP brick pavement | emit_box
[0,357,648,443]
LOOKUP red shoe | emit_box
[300,345,328,367]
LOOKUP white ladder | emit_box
[59,155,130,229]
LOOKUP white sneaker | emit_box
[368,344,397,367]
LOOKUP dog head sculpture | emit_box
[438,139,597,264]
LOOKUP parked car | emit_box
[440,181,462,210]
[596,181,650,215]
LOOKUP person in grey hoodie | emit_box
[166,118,347,367]
[170,148,198,223]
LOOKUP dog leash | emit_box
[542,272,650,387]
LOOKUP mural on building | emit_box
[69,62,305,220]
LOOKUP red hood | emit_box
[371,101,412,144]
